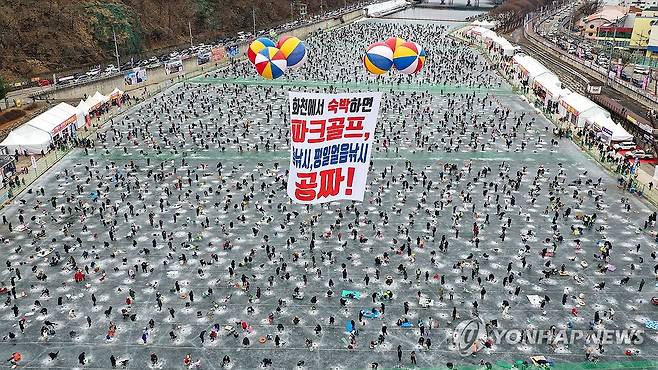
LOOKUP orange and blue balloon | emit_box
[393,41,426,74]
[277,36,308,69]
[248,37,276,65]
[254,47,287,79]
[384,37,406,54]
[363,42,394,75]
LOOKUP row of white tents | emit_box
[463,24,633,143]
[466,26,519,57]
[1,89,123,155]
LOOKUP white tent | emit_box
[77,99,88,115]
[558,93,605,127]
[500,41,519,57]
[489,35,518,57]
[606,122,634,142]
[580,106,610,126]
[93,91,109,104]
[533,73,566,103]
[76,100,90,128]
[586,113,633,143]
[0,124,51,155]
[26,102,82,137]
[467,26,496,41]
[84,95,101,111]
[84,91,109,112]
[512,54,549,84]
[109,88,124,100]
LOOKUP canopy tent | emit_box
[84,91,108,112]
[533,73,567,103]
[26,102,82,137]
[466,26,496,41]
[77,100,88,115]
[109,88,124,100]
[558,92,604,127]
[76,100,92,128]
[512,54,549,84]
[579,106,610,125]
[84,96,101,111]
[585,112,633,143]
[488,35,519,57]
[605,123,634,142]
[0,124,51,155]
[93,91,109,103]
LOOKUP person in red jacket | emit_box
[7,352,22,367]
[74,270,85,283]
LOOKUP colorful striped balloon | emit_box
[393,41,426,75]
[384,37,406,54]
[254,47,287,79]
[363,42,394,75]
[248,37,276,65]
[277,36,308,69]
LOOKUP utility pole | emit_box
[252,7,256,36]
[291,2,295,20]
[113,28,120,69]
[188,21,193,48]
[320,0,324,15]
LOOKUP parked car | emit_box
[57,75,75,85]
[633,65,650,75]
[120,62,134,71]
[613,141,636,150]
[74,74,89,83]
[86,67,101,77]
[624,150,653,159]
[620,71,631,81]
[104,64,119,74]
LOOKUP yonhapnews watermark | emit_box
[453,318,644,356]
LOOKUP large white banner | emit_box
[287,91,382,204]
